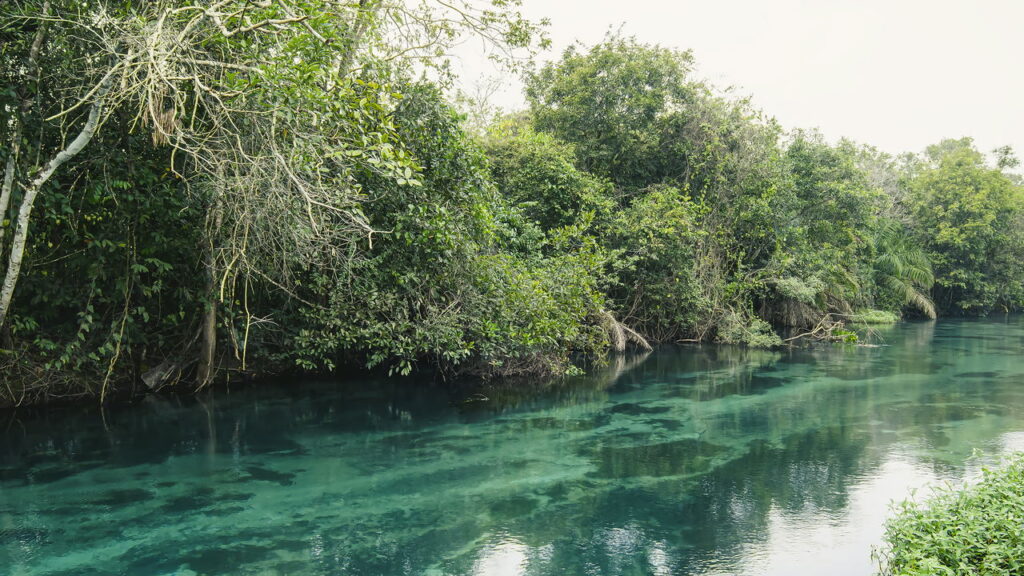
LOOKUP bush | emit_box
[716,311,782,348]
[483,128,614,233]
[876,455,1024,576]
[852,310,900,325]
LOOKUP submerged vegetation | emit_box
[1,1,1023,405]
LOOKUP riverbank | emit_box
[0,313,995,410]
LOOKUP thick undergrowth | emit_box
[2,4,1023,405]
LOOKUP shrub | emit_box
[716,311,782,348]
[852,310,900,325]
[876,455,1024,576]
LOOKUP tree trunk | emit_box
[0,74,113,331]
[336,0,378,76]
[0,0,50,256]
[0,154,16,253]
[196,208,222,388]
[196,263,218,388]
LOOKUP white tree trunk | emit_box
[0,0,49,254]
[0,154,16,250]
[0,75,113,330]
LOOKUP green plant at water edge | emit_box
[4,6,1024,404]
[876,455,1024,576]
[851,310,900,325]
[832,328,858,343]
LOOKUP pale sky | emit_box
[452,0,1024,160]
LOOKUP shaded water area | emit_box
[3,318,1024,575]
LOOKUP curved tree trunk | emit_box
[0,0,50,256]
[0,74,113,331]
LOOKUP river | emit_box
[2,317,1024,575]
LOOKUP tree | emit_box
[762,133,886,327]
[525,33,695,190]
[525,35,787,345]
[0,0,548,397]
[483,126,613,233]
[874,220,936,318]
[906,138,1024,314]
[291,85,609,377]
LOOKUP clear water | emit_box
[3,318,1024,576]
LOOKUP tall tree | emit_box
[525,34,695,190]
[906,138,1024,314]
[0,0,547,389]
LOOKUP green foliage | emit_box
[464,248,607,376]
[0,0,563,402]
[877,455,1024,576]
[4,5,1024,404]
[832,328,858,343]
[874,220,936,318]
[7,116,203,391]
[525,34,789,343]
[604,184,707,341]
[763,133,886,323]
[905,139,1024,314]
[716,311,782,348]
[525,34,696,190]
[291,85,606,377]
[851,310,900,325]
[483,126,614,232]
[771,276,825,305]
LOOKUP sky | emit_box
[451,0,1024,161]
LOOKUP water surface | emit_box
[3,317,1024,575]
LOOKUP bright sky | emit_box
[452,0,1024,160]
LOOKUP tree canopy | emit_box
[2,15,1022,405]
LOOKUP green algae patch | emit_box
[589,438,726,479]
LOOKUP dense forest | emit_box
[1,0,1023,406]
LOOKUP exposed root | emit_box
[783,312,878,344]
[783,313,843,343]
[597,309,652,352]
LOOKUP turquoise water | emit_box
[3,318,1024,576]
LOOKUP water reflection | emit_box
[1,318,1024,575]
[471,535,530,576]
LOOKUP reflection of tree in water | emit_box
[394,419,884,575]
[479,416,887,574]
[0,375,465,472]
[458,351,653,417]
[611,344,784,401]
[440,322,1021,575]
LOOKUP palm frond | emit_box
[884,275,936,318]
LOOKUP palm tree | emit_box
[874,220,936,318]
